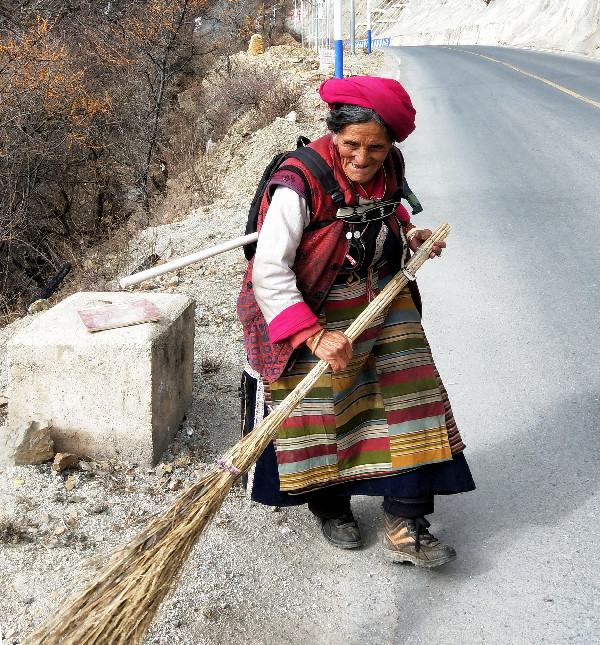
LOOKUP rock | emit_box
[0,419,54,466]
[27,299,49,314]
[52,452,79,472]
[168,478,182,491]
[248,34,264,55]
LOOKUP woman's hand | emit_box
[306,329,353,373]
[407,228,446,258]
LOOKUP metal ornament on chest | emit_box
[336,199,401,225]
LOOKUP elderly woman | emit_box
[237,76,474,568]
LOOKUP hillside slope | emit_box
[359,0,600,58]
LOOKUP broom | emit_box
[21,223,450,645]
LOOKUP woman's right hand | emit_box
[306,330,353,373]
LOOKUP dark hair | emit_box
[326,104,395,142]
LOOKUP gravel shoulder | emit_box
[0,46,399,645]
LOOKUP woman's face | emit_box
[334,121,393,184]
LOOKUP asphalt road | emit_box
[359,45,600,644]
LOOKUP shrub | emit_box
[200,63,304,142]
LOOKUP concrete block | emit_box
[6,292,195,466]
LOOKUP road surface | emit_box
[370,44,600,644]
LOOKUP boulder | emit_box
[0,419,54,466]
[248,34,264,55]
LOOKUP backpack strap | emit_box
[287,146,347,209]
[401,177,423,215]
[392,146,423,215]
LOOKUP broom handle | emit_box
[222,223,450,467]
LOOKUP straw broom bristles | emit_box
[21,223,450,645]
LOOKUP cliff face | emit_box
[335,0,600,58]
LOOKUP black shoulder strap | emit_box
[392,146,423,215]
[287,146,347,208]
[391,146,406,187]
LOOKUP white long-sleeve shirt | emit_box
[252,187,311,324]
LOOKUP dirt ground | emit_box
[0,44,393,645]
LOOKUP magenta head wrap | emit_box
[319,76,416,142]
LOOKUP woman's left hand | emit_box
[407,228,446,258]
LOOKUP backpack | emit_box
[243,136,422,261]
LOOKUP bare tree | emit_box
[0,0,296,320]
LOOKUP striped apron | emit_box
[269,265,465,494]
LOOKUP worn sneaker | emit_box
[382,514,456,567]
[321,513,363,549]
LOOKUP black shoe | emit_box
[321,513,363,549]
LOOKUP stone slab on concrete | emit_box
[6,292,195,466]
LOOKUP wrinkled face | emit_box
[334,121,392,184]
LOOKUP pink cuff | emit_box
[289,323,323,350]
[268,302,318,344]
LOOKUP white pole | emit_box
[301,0,304,47]
[367,0,372,53]
[350,0,355,55]
[315,0,319,52]
[334,0,343,77]
[119,233,258,288]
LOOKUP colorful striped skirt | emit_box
[253,267,468,497]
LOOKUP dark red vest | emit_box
[236,134,418,383]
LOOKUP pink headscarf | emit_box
[319,76,416,142]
